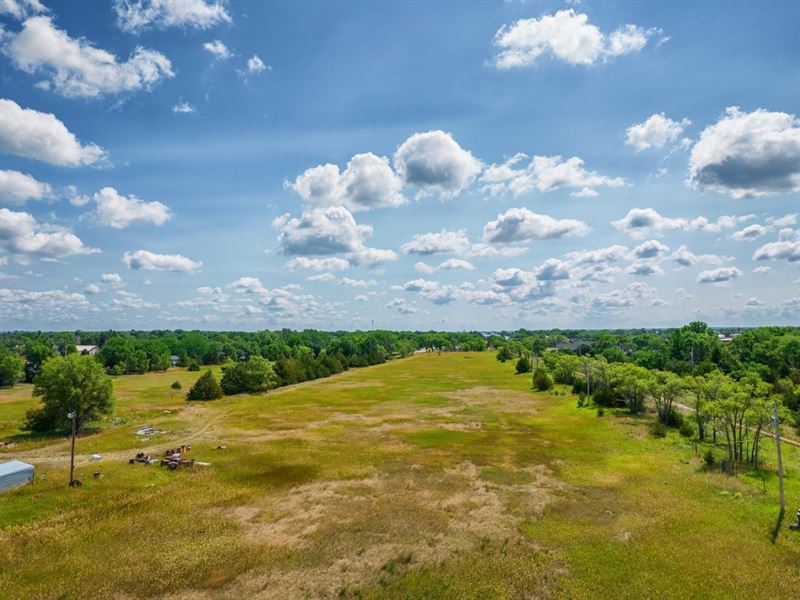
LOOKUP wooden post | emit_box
[773,397,785,514]
[68,411,77,487]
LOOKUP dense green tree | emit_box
[186,370,223,401]
[221,356,279,395]
[532,367,554,391]
[515,356,532,374]
[0,346,24,387]
[24,354,113,432]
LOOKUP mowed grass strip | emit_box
[0,352,798,599]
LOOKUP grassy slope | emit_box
[0,352,798,599]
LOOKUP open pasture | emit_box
[1,352,799,599]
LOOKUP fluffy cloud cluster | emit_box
[689,107,800,198]
[482,208,589,244]
[625,113,690,151]
[669,245,727,268]
[612,207,750,238]
[0,169,52,203]
[114,0,231,33]
[400,229,470,255]
[493,9,657,69]
[203,39,231,60]
[274,206,396,266]
[123,250,202,272]
[0,99,106,166]
[5,16,174,98]
[481,154,624,197]
[286,153,405,211]
[0,207,96,258]
[284,257,350,271]
[753,241,800,263]
[93,187,171,228]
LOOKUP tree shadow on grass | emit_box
[771,508,785,545]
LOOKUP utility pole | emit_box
[68,411,77,487]
[772,398,785,514]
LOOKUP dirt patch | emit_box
[436,386,538,415]
[200,459,567,599]
[321,380,385,389]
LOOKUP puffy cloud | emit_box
[633,239,669,259]
[101,272,124,286]
[84,283,101,294]
[688,107,800,198]
[669,245,726,268]
[696,266,743,284]
[753,266,771,275]
[400,229,470,255]
[386,297,416,315]
[114,0,231,33]
[5,16,174,98]
[0,169,52,203]
[0,208,96,258]
[0,99,106,166]
[438,258,475,271]
[591,282,656,310]
[493,9,658,69]
[286,152,405,211]
[482,207,589,243]
[481,153,624,197]
[122,250,202,272]
[307,272,335,282]
[394,130,481,197]
[414,261,435,274]
[752,240,800,263]
[625,262,664,276]
[534,258,570,281]
[0,0,45,20]
[275,206,370,255]
[172,101,195,114]
[0,288,89,319]
[491,267,533,288]
[730,223,767,241]
[340,277,378,287]
[464,243,528,259]
[284,257,350,271]
[612,207,748,238]
[247,54,268,73]
[566,244,629,265]
[112,290,158,309]
[203,39,231,60]
[274,206,395,266]
[93,187,171,228]
[625,113,690,151]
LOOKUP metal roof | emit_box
[0,460,34,477]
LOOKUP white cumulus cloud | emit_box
[123,249,202,272]
[0,169,52,203]
[93,187,171,229]
[482,207,589,243]
[114,0,231,33]
[0,207,97,258]
[625,113,690,151]
[5,16,174,98]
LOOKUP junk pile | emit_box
[129,445,199,471]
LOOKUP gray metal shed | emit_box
[0,460,34,493]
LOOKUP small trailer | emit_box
[0,460,34,493]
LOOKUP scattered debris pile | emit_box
[129,445,202,471]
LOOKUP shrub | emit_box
[596,407,605,417]
[571,376,586,395]
[515,357,532,374]
[650,422,668,438]
[171,381,182,390]
[187,359,200,372]
[496,347,513,363]
[703,449,716,467]
[679,420,694,438]
[533,367,554,391]
[186,370,222,401]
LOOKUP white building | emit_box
[0,460,34,493]
[76,344,100,356]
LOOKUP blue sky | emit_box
[1,0,800,331]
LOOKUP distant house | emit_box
[0,461,34,493]
[170,355,180,366]
[76,344,100,356]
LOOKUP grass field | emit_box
[1,352,799,599]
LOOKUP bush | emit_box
[596,407,605,417]
[515,357,532,374]
[533,367,554,391]
[703,449,716,467]
[679,420,694,438]
[650,422,668,438]
[571,376,586,395]
[186,370,222,401]
[187,359,200,372]
[496,347,514,363]
[171,380,182,390]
